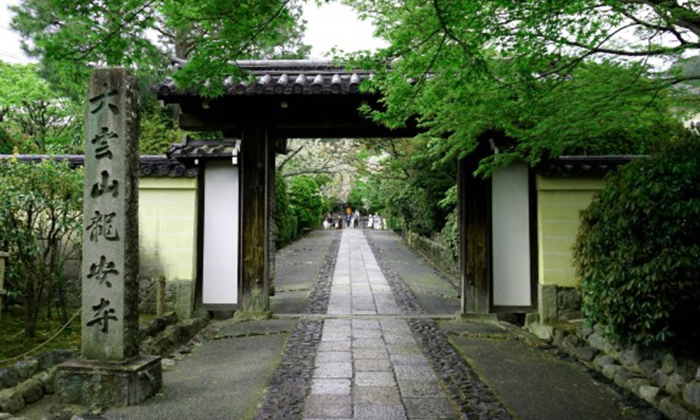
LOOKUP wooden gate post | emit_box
[458,157,491,314]
[240,126,272,313]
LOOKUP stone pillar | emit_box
[538,284,558,324]
[57,68,161,408]
[0,251,8,321]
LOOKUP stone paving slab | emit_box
[311,379,352,396]
[438,320,509,337]
[304,394,353,418]
[302,230,461,420]
[314,362,353,379]
[397,380,445,398]
[316,352,352,364]
[355,371,397,387]
[354,358,392,371]
[215,318,296,338]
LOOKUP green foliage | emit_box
[11,0,309,95]
[439,209,459,262]
[0,305,81,366]
[140,106,181,155]
[574,135,700,347]
[274,174,328,248]
[347,1,685,174]
[274,174,297,249]
[347,137,456,237]
[288,176,325,232]
[0,157,83,337]
[0,62,82,154]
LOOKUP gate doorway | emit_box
[154,59,538,316]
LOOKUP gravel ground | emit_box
[253,319,323,420]
[252,232,340,420]
[304,232,342,315]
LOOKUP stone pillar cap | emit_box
[0,251,8,258]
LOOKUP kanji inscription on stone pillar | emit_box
[82,68,140,361]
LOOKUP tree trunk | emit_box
[25,297,37,338]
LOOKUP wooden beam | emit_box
[459,158,491,314]
[179,114,420,138]
[239,126,271,313]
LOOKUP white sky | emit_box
[0,0,384,64]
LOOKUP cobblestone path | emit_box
[303,230,459,420]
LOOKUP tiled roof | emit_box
[167,139,240,161]
[152,59,373,97]
[537,155,644,177]
[0,155,198,177]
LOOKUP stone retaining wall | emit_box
[0,350,77,415]
[528,322,700,420]
[537,284,582,323]
[404,231,459,284]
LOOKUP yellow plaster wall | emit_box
[138,177,198,282]
[537,177,605,287]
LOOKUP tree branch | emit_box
[59,0,158,61]
[277,144,305,170]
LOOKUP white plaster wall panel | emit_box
[202,160,239,305]
[492,163,531,307]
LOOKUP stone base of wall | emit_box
[538,284,582,324]
[527,321,700,420]
[56,355,162,408]
[139,278,195,320]
[141,317,208,357]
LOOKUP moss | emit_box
[0,306,80,368]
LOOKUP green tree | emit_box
[11,0,310,95]
[288,176,325,232]
[347,0,686,173]
[140,105,183,155]
[347,137,456,235]
[0,157,83,337]
[0,62,82,154]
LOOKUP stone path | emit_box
[303,230,459,420]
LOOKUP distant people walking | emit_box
[368,213,374,229]
[373,213,382,230]
[323,215,333,230]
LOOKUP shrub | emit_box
[274,174,297,249]
[0,157,83,337]
[573,136,700,346]
[288,176,325,232]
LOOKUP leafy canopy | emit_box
[347,0,688,173]
[11,0,310,95]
